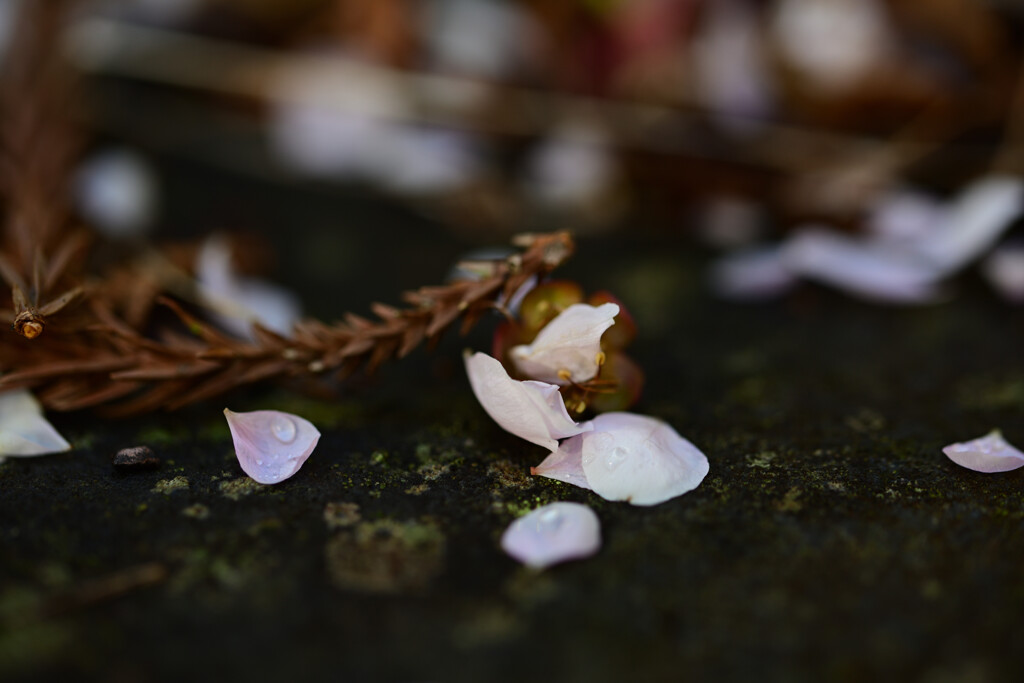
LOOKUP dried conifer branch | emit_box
[0,0,91,339]
[0,232,575,414]
[0,3,577,415]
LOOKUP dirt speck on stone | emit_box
[113,446,160,470]
[181,504,210,520]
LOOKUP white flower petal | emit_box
[917,176,1024,273]
[500,502,601,569]
[943,430,1024,474]
[781,229,942,303]
[0,389,71,457]
[866,189,944,245]
[224,408,320,484]
[981,243,1024,303]
[710,245,798,300]
[577,412,709,506]
[511,302,619,384]
[74,148,157,238]
[465,352,590,453]
[531,436,592,491]
[196,236,302,339]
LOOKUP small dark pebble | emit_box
[113,446,161,470]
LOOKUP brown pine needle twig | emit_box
[0,232,575,414]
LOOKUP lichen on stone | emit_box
[325,519,445,593]
[151,477,189,494]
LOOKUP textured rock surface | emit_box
[2,159,1023,682]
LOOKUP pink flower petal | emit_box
[465,352,590,452]
[224,408,321,484]
[943,430,1024,473]
[500,502,601,569]
[511,302,619,384]
[531,437,592,491]
[578,412,709,506]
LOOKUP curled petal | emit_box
[196,236,302,340]
[224,408,320,484]
[0,390,71,457]
[532,437,592,491]
[782,229,942,303]
[511,302,619,384]
[578,412,709,506]
[465,352,590,453]
[500,502,601,569]
[943,430,1024,473]
[918,176,1024,273]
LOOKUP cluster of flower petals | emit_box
[465,350,709,506]
[712,175,1024,303]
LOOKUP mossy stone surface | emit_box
[3,215,1024,681]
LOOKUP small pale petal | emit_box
[511,302,619,384]
[224,408,320,484]
[943,430,1024,473]
[981,243,1024,303]
[532,437,592,491]
[0,389,71,457]
[918,176,1024,273]
[500,502,601,569]
[710,246,797,300]
[578,412,709,506]
[196,236,302,339]
[465,352,590,452]
[782,229,942,303]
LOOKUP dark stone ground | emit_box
[3,157,1024,683]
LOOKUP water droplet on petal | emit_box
[538,506,563,529]
[272,415,297,443]
[604,446,628,472]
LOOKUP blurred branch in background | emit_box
[56,0,1024,236]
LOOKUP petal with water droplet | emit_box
[578,412,709,506]
[465,352,591,453]
[511,302,619,384]
[0,389,71,457]
[224,408,320,484]
[942,430,1024,473]
[500,502,601,569]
